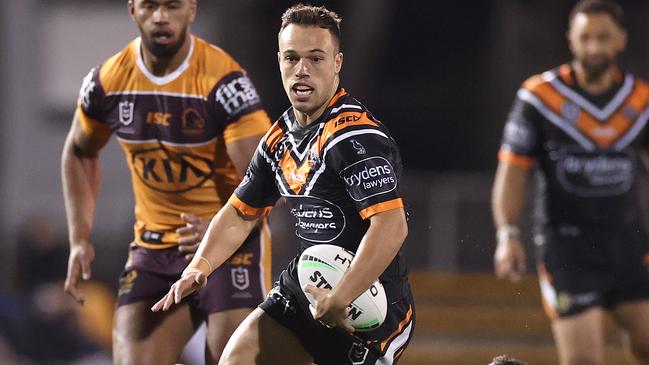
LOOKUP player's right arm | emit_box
[492,160,530,282]
[62,114,110,303]
[152,134,279,311]
[152,202,260,311]
[62,66,112,304]
[492,91,539,282]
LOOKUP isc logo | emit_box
[131,148,214,193]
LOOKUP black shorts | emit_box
[537,224,649,318]
[259,268,415,365]
[117,226,271,314]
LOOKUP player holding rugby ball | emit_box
[153,4,415,365]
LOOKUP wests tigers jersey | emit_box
[76,36,271,249]
[499,64,649,229]
[230,89,409,290]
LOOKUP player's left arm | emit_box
[306,207,407,330]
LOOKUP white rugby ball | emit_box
[297,244,388,331]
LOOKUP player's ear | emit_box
[127,0,136,20]
[335,52,343,74]
[617,28,628,52]
[188,0,197,23]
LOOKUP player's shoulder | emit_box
[192,36,242,78]
[630,73,649,90]
[320,89,388,144]
[94,38,138,88]
[520,64,569,93]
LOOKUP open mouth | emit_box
[292,83,314,98]
[152,30,173,44]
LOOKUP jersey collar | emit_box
[135,35,195,86]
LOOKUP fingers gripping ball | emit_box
[297,244,387,332]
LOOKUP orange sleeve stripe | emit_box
[498,150,534,169]
[76,107,113,141]
[223,110,272,144]
[228,194,273,217]
[359,198,404,220]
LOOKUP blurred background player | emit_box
[61,0,272,363]
[153,4,415,365]
[493,1,649,364]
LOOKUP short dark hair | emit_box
[569,0,624,28]
[490,355,528,365]
[279,4,342,50]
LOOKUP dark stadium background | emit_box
[1,1,648,364]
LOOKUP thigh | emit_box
[611,300,649,347]
[551,307,605,365]
[205,308,253,365]
[219,307,314,365]
[113,300,197,365]
[195,226,271,314]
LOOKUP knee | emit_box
[629,338,649,363]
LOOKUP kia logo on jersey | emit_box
[130,147,214,193]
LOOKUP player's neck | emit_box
[572,61,617,95]
[141,34,192,77]
[294,80,340,127]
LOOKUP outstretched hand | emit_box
[304,284,354,332]
[151,269,207,312]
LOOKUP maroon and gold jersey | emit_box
[76,36,271,249]
[499,64,649,229]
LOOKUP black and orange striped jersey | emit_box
[76,36,271,249]
[231,89,409,299]
[499,64,649,228]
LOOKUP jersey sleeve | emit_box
[75,66,113,140]
[327,127,406,220]
[498,93,541,169]
[229,142,280,217]
[207,70,269,143]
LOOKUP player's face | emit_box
[278,25,343,118]
[129,0,196,58]
[568,12,626,81]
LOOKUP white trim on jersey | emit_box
[304,128,389,195]
[116,136,217,147]
[330,103,363,114]
[375,320,414,365]
[105,90,206,100]
[542,71,634,122]
[539,274,558,311]
[135,35,195,86]
[612,106,649,151]
[517,88,596,151]
[287,124,324,162]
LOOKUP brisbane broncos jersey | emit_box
[499,64,649,229]
[76,36,271,249]
[230,89,409,298]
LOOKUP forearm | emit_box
[184,203,258,276]
[329,209,408,306]
[62,144,101,245]
[492,162,528,228]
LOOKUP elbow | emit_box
[394,216,408,247]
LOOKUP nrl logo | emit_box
[119,101,135,126]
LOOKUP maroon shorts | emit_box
[117,225,271,314]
